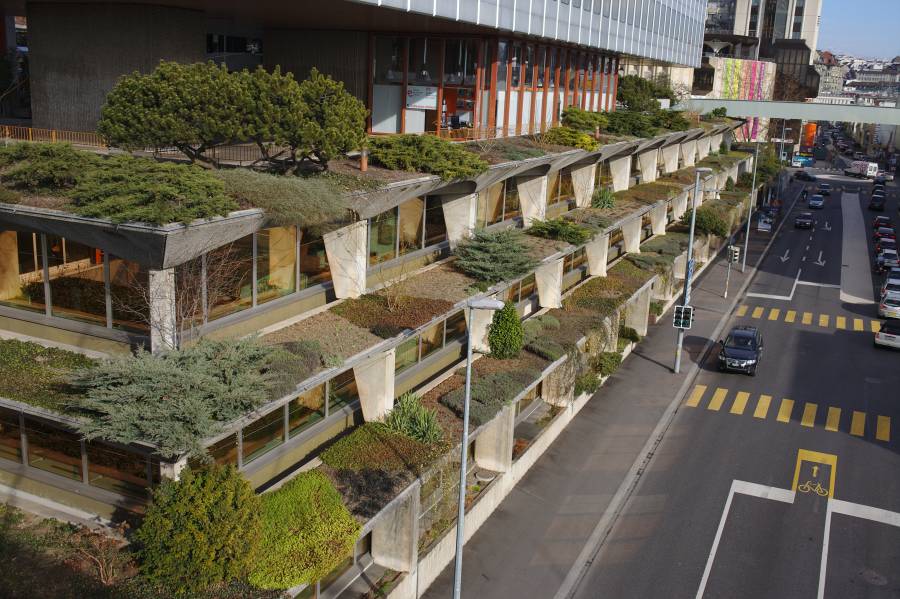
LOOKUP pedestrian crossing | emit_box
[736,304,881,333]
[684,384,891,442]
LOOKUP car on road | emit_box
[874,227,896,242]
[876,249,900,272]
[874,319,900,349]
[882,282,900,299]
[873,216,892,230]
[718,326,763,376]
[876,238,897,255]
[794,212,814,229]
[808,194,825,209]
[878,296,900,319]
[816,183,831,196]
[795,171,817,182]
[877,171,895,182]
[870,196,886,211]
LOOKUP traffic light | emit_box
[728,245,740,263]
[673,305,694,329]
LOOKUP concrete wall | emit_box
[28,3,205,130]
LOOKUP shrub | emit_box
[136,465,261,596]
[320,422,438,473]
[454,229,538,284]
[249,470,360,590]
[489,302,524,359]
[385,392,443,444]
[710,106,728,118]
[561,106,609,133]
[592,186,615,209]
[619,325,641,343]
[650,300,664,316]
[737,171,754,189]
[650,109,691,132]
[440,369,540,426]
[680,206,729,238]
[725,176,735,191]
[616,75,676,112]
[368,134,488,180]
[574,372,601,396]
[0,338,94,412]
[592,352,622,376]
[0,142,98,189]
[528,218,592,245]
[604,110,658,138]
[522,315,567,361]
[540,126,598,151]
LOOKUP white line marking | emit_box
[818,502,832,599]
[747,269,803,301]
[796,281,842,289]
[802,256,807,261]
[830,498,900,526]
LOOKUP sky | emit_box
[817,0,900,58]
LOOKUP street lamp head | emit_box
[695,167,713,174]
[468,297,506,311]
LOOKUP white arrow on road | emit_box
[814,251,826,266]
[779,249,791,263]
[823,221,832,231]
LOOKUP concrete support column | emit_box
[570,163,596,208]
[636,148,659,183]
[323,220,368,299]
[474,404,515,473]
[710,132,723,153]
[517,174,548,226]
[661,144,680,173]
[621,216,642,254]
[354,348,396,422]
[441,193,478,249]
[0,231,20,300]
[624,284,652,337]
[703,176,717,202]
[372,486,420,573]
[680,140,697,167]
[464,305,495,354]
[649,201,667,236]
[609,156,631,192]
[673,252,687,279]
[697,136,711,160]
[585,233,610,277]
[148,268,177,353]
[723,134,733,152]
[535,258,564,309]
[268,226,298,289]
[159,456,188,481]
[673,191,689,220]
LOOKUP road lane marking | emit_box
[825,407,841,432]
[853,318,864,331]
[801,403,818,427]
[730,392,750,415]
[802,312,813,324]
[785,310,797,323]
[835,316,847,330]
[685,385,707,407]
[819,314,830,327]
[752,307,764,319]
[877,416,891,442]
[792,449,837,499]
[777,399,795,423]
[736,305,748,317]
[872,321,881,332]
[708,388,728,411]
[768,308,781,321]
[850,411,866,436]
[754,395,772,419]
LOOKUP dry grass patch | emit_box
[264,310,381,369]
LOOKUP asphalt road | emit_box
[571,164,900,599]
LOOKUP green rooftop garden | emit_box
[614,181,683,205]
[0,338,95,411]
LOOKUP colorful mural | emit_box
[710,57,776,142]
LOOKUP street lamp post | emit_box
[452,296,505,599]
[674,167,713,374]
[741,141,760,273]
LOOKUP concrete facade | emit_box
[661,144,680,173]
[517,175,548,226]
[465,306,494,354]
[354,348,397,421]
[609,156,632,192]
[535,258,564,309]
[372,486,420,573]
[624,284,652,336]
[680,140,697,167]
[441,193,478,249]
[637,149,660,183]
[585,233,610,277]
[148,268,177,352]
[621,217,642,254]
[570,163,597,209]
[673,190,690,220]
[474,404,515,473]
[323,221,368,299]
[650,202,668,236]
[697,136,712,160]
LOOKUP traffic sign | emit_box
[673,305,694,329]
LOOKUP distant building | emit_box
[691,55,776,141]
[814,51,846,97]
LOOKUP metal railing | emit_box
[0,125,106,148]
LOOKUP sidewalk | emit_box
[421,199,789,599]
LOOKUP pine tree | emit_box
[488,302,524,359]
[454,229,538,284]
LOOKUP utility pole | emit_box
[742,141,760,273]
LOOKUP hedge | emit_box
[368,134,488,180]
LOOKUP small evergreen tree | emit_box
[295,68,368,170]
[488,302,524,359]
[541,126,598,151]
[454,229,538,284]
[368,134,488,180]
[561,106,609,133]
[725,176,736,191]
[136,465,261,596]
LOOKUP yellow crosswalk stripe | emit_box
[785,310,797,323]
[730,391,750,415]
[708,388,728,411]
[819,314,830,327]
[835,316,847,330]
[754,395,772,419]
[872,321,882,333]
[768,308,781,321]
[736,305,748,317]
[685,384,707,407]
[751,307,764,319]
[877,416,891,442]
[801,403,817,427]
[850,411,866,437]
[825,407,841,432]
[802,312,813,325]
[776,399,794,423]
[853,318,864,332]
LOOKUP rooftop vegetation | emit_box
[540,126,599,151]
[527,217,593,245]
[440,366,542,426]
[330,293,455,339]
[368,134,489,180]
[627,231,690,273]
[453,229,539,287]
[0,338,94,412]
[614,181,683,205]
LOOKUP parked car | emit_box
[882,282,900,299]
[878,296,900,319]
[817,183,832,196]
[874,319,900,349]
[870,196,886,211]
[876,249,900,272]
[874,216,893,230]
[876,238,897,255]
[794,212,814,229]
[874,227,896,242]
[877,171,895,182]
[795,171,817,182]
[808,195,825,209]
[718,326,763,376]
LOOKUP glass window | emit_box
[375,36,404,84]
[546,171,560,206]
[289,384,326,437]
[536,47,546,88]
[0,407,21,463]
[408,38,441,85]
[86,442,150,497]
[477,183,505,228]
[242,407,285,464]
[444,311,467,344]
[299,229,330,290]
[424,196,447,246]
[206,434,238,467]
[559,170,575,202]
[516,381,542,417]
[520,274,537,299]
[420,320,444,359]
[505,282,520,304]
[0,230,46,314]
[504,179,521,220]
[511,44,523,88]
[207,235,254,321]
[108,255,149,332]
[524,46,535,87]
[25,418,83,481]
[444,39,478,86]
[369,208,398,265]
[329,370,358,412]
[398,198,425,256]
[44,237,107,326]
[257,227,297,305]
[394,336,419,373]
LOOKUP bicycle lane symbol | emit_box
[792,449,837,504]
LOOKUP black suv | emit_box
[718,326,764,376]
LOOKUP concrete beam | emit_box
[650,202,667,236]
[354,348,396,421]
[464,305,494,354]
[441,193,477,249]
[517,174,548,226]
[697,136,711,160]
[570,163,596,209]
[672,190,689,220]
[636,149,659,184]
[372,486,420,573]
[710,132,723,153]
[677,98,900,126]
[535,258,564,309]
[323,220,368,299]
[585,233,610,277]
[680,140,697,167]
[621,217,642,254]
[543,361,575,407]
[660,144,680,173]
[159,456,188,481]
[609,156,631,192]
[624,284,652,337]
[148,268,177,353]
[474,404,515,473]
